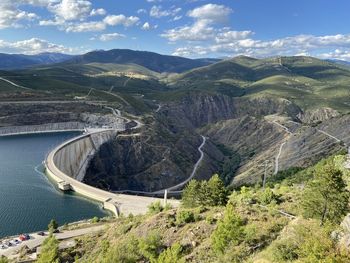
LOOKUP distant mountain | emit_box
[0,52,74,70]
[64,49,217,73]
[326,59,350,67]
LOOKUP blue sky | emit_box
[0,0,350,60]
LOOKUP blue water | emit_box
[0,132,108,238]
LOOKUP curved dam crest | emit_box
[45,130,180,216]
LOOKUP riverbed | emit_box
[0,132,107,238]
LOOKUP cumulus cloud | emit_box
[172,33,350,59]
[48,0,92,21]
[161,4,232,42]
[103,15,139,27]
[187,3,232,23]
[150,5,181,18]
[99,32,125,41]
[0,1,40,29]
[65,21,105,32]
[90,8,106,16]
[0,37,73,54]
[141,22,157,30]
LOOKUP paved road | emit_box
[274,142,286,174]
[0,225,105,258]
[0,77,31,90]
[166,135,206,191]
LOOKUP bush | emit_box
[156,243,185,263]
[176,210,195,225]
[258,187,278,205]
[0,256,8,263]
[103,235,140,262]
[148,201,165,214]
[211,204,245,254]
[139,231,163,261]
[91,216,100,223]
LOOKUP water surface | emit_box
[0,132,107,238]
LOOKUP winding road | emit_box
[0,77,32,90]
[166,135,206,191]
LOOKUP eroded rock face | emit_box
[84,93,304,191]
[84,118,224,192]
[298,107,340,124]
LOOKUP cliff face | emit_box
[84,93,304,191]
[84,114,224,192]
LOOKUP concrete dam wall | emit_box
[45,130,180,216]
[0,122,85,136]
[53,130,116,182]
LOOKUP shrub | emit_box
[91,216,100,223]
[211,204,245,254]
[139,231,163,261]
[258,187,278,205]
[156,243,185,263]
[148,201,165,214]
[176,210,195,225]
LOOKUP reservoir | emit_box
[0,132,108,238]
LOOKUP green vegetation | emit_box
[48,219,58,233]
[182,174,228,208]
[0,256,8,263]
[42,155,348,263]
[302,159,350,225]
[37,234,60,263]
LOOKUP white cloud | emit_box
[103,15,139,27]
[0,1,39,29]
[141,22,157,30]
[90,8,106,16]
[161,4,232,42]
[137,8,147,14]
[48,0,92,21]
[0,37,73,54]
[172,33,350,60]
[215,30,254,43]
[187,4,232,23]
[99,32,125,41]
[65,21,105,32]
[150,5,181,18]
[162,20,216,41]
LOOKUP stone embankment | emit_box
[45,130,179,216]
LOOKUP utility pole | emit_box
[163,189,168,207]
[258,160,272,188]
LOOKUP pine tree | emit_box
[207,174,228,206]
[182,180,201,208]
[211,203,245,253]
[37,234,60,263]
[302,159,350,225]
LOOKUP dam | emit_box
[45,129,180,216]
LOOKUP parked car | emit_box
[0,244,6,249]
[37,231,45,236]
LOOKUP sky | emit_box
[0,0,350,60]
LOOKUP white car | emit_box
[0,244,7,249]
